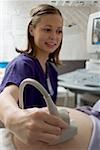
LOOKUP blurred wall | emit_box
[0,0,100,61]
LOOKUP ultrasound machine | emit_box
[58,11,100,106]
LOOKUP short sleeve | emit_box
[0,56,35,92]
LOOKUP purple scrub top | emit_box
[0,54,58,108]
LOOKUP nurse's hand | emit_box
[6,107,68,145]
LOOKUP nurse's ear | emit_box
[29,24,34,36]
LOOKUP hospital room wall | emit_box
[0,1,100,62]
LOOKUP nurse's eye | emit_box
[43,28,51,32]
[57,30,62,34]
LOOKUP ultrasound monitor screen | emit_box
[92,18,100,44]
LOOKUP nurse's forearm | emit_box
[0,91,21,127]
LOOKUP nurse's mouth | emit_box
[45,42,56,48]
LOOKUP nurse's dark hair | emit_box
[16,4,63,65]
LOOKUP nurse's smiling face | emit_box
[30,14,63,55]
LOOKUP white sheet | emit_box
[0,128,16,150]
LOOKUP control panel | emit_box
[59,69,100,87]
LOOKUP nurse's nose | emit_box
[49,31,57,40]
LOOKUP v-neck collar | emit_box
[35,58,48,78]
